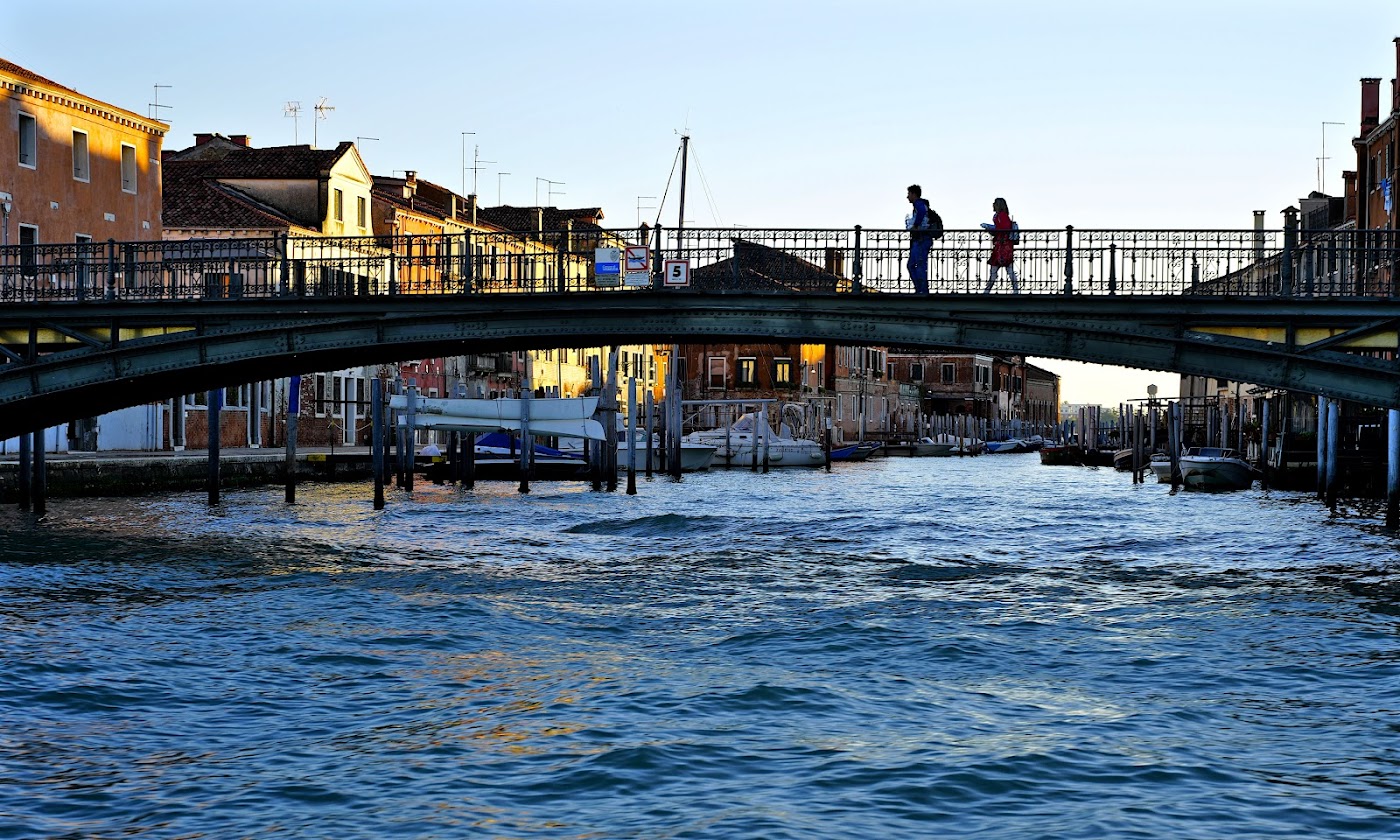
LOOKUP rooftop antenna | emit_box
[497,171,511,205]
[469,145,495,198]
[636,196,657,226]
[284,101,303,144]
[148,84,172,121]
[1319,121,1345,192]
[460,132,476,196]
[313,97,335,148]
[535,177,565,206]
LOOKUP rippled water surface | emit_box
[2,456,1399,838]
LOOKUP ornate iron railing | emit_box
[0,224,1394,302]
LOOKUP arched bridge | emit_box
[2,224,1398,439]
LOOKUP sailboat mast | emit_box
[677,133,690,234]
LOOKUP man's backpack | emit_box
[924,205,944,240]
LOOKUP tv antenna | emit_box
[148,84,172,121]
[636,196,657,226]
[497,171,511,205]
[1319,121,1345,192]
[468,145,495,197]
[313,97,335,148]
[535,177,565,206]
[284,101,303,144]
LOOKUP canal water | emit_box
[1,456,1398,839]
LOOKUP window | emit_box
[356,195,366,228]
[941,363,955,384]
[18,113,36,168]
[19,224,38,277]
[773,357,793,387]
[72,130,89,181]
[911,362,924,381]
[816,360,825,388]
[75,234,91,244]
[1215,378,1229,390]
[315,374,328,417]
[737,357,757,388]
[886,362,896,381]
[120,144,137,193]
[334,189,345,222]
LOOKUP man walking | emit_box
[905,184,933,294]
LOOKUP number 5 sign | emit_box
[663,259,690,287]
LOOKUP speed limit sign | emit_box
[663,259,690,287]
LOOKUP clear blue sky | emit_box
[8,0,1397,403]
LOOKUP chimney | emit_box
[402,171,417,200]
[445,193,457,220]
[467,194,478,225]
[532,207,544,234]
[229,134,251,147]
[194,133,214,146]
[1342,170,1358,222]
[1361,77,1382,133]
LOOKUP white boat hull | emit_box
[1180,456,1256,490]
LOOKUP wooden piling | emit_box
[464,432,476,490]
[1387,409,1399,529]
[1325,398,1340,508]
[16,426,30,511]
[207,387,222,506]
[1168,401,1183,489]
[1259,398,1271,491]
[1316,397,1328,500]
[626,376,638,495]
[644,391,655,477]
[285,375,299,504]
[518,369,532,495]
[371,377,385,510]
[605,349,619,492]
[405,385,418,493]
[31,429,46,517]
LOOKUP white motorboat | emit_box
[910,437,957,457]
[685,413,826,468]
[928,433,985,456]
[1179,447,1257,490]
[1149,453,1174,483]
[561,429,718,472]
[985,438,1030,454]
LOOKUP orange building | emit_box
[1,58,166,247]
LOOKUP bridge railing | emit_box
[0,226,1393,301]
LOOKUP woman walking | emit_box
[981,197,1019,293]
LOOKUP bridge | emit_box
[2,222,1398,440]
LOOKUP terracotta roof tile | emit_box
[691,240,841,292]
[161,160,300,230]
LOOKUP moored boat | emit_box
[1039,444,1084,466]
[1179,447,1257,490]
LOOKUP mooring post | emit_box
[464,432,476,490]
[405,385,418,493]
[1259,398,1271,491]
[285,375,299,504]
[644,391,655,477]
[761,408,770,474]
[31,429,46,517]
[1316,397,1329,500]
[626,376,638,495]
[669,344,683,479]
[1326,398,1341,508]
[371,377,385,510]
[207,387,222,506]
[1168,402,1183,489]
[519,374,532,495]
[16,427,30,511]
[825,413,833,472]
[1387,408,1400,529]
[605,348,619,492]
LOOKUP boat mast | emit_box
[676,133,690,234]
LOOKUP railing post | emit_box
[388,239,399,296]
[1280,206,1298,297]
[461,231,473,293]
[852,225,863,294]
[557,230,568,294]
[1107,242,1117,295]
[105,238,117,300]
[652,224,665,290]
[277,232,290,296]
[1062,225,1074,295]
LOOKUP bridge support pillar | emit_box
[207,387,221,506]
[1383,409,1400,529]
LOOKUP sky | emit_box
[7,0,1398,404]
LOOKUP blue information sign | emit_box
[596,261,621,274]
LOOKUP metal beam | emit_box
[1295,319,1400,354]
[38,320,108,350]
